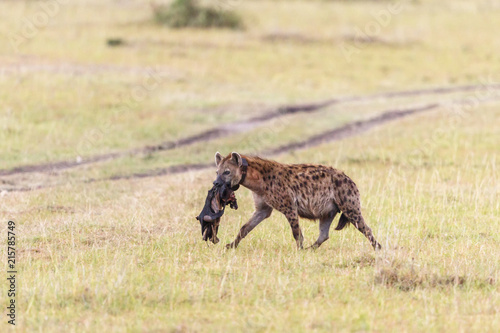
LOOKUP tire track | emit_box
[2,82,499,177]
[89,102,441,183]
[5,94,500,192]
[264,103,439,155]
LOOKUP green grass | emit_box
[1,0,500,168]
[6,104,499,332]
[1,0,499,332]
[152,0,243,29]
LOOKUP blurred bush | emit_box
[152,0,243,29]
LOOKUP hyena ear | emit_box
[231,152,243,167]
[215,152,224,167]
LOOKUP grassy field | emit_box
[1,0,499,332]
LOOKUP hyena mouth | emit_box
[197,183,238,244]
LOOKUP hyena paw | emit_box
[226,242,236,249]
[306,244,319,250]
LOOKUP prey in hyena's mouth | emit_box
[196,182,238,244]
[211,152,382,250]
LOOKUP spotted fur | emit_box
[215,152,381,250]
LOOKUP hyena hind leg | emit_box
[344,211,382,250]
[307,210,338,250]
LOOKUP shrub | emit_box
[152,0,243,29]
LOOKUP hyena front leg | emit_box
[344,210,381,250]
[226,196,273,249]
[283,208,304,249]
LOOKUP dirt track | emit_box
[2,85,500,192]
[96,103,440,183]
[2,82,500,178]
[265,103,439,155]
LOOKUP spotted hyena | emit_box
[213,152,381,250]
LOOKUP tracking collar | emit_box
[231,157,248,191]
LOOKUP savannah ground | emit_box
[0,0,499,332]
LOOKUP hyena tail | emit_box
[335,213,349,231]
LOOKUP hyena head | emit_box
[214,151,245,188]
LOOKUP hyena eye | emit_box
[223,170,230,175]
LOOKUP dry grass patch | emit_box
[375,254,496,292]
